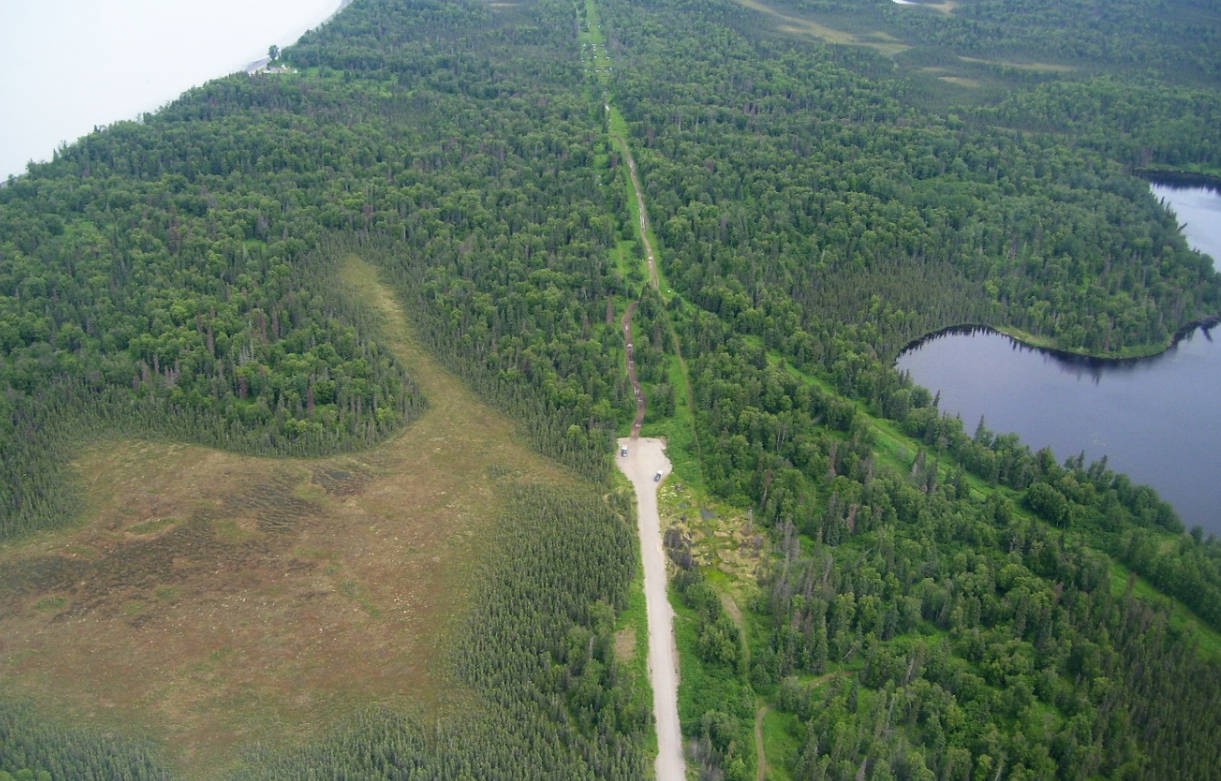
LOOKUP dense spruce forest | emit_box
[2,0,1220,778]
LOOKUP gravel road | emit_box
[616,437,685,780]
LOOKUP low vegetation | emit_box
[0,258,588,775]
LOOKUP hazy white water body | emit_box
[0,0,344,180]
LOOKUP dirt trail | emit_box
[615,438,684,781]
[755,704,770,781]
[612,130,706,471]
[622,302,646,437]
[617,137,661,291]
[720,593,765,781]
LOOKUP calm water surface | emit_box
[1151,183,1221,263]
[0,0,344,180]
[898,184,1221,536]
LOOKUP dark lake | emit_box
[897,184,1221,537]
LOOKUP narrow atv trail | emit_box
[614,133,661,291]
[622,301,646,437]
[755,704,770,781]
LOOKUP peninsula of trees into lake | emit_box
[1,0,1219,779]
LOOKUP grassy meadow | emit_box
[0,257,577,777]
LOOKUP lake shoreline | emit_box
[897,315,1221,365]
[244,0,354,72]
[1134,167,1221,193]
[898,179,1221,363]
[897,183,1221,534]
[1,0,350,181]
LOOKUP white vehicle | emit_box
[620,447,629,457]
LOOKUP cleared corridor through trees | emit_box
[582,1,689,774]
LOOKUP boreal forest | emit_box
[1,0,1220,779]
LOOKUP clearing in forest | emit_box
[958,55,1076,73]
[0,256,572,778]
[732,0,910,55]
